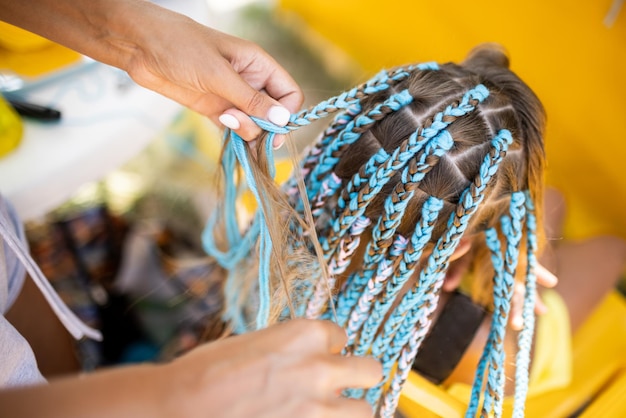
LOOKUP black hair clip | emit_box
[7,98,61,121]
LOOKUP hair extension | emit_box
[466,227,504,417]
[357,196,443,358]
[513,191,538,417]
[204,44,546,417]
[305,215,370,319]
[373,130,514,414]
[486,193,526,417]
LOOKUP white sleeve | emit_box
[0,195,45,387]
[0,314,45,387]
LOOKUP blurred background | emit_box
[0,0,624,392]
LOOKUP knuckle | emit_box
[246,90,267,114]
[289,319,329,345]
[364,357,383,381]
[309,358,333,385]
[305,319,331,341]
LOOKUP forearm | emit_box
[0,363,171,418]
[0,0,189,71]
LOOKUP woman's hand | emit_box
[123,4,303,143]
[0,0,304,143]
[165,319,381,418]
[0,319,380,418]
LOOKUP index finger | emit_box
[261,63,304,114]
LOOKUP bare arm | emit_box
[0,0,303,141]
[0,319,381,418]
[0,363,170,418]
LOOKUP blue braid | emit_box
[332,127,454,326]
[338,181,416,329]
[306,89,414,201]
[495,193,526,416]
[354,197,443,360]
[513,192,538,417]
[480,192,526,417]
[368,130,514,408]
[290,67,412,128]
[311,173,343,219]
[323,85,489,265]
[466,227,503,417]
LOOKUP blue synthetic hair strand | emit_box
[305,89,414,204]
[465,191,531,418]
[513,191,538,417]
[481,194,525,417]
[373,130,514,414]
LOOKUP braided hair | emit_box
[204,44,546,417]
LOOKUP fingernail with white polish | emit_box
[219,114,240,130]
[273,136,285,150]
[267,106,290,126]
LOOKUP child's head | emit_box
[205,43,546,416]
[299,43,545,304]
[335,45,544,236]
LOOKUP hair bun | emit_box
[463,43,510,70]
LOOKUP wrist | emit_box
[84,0,158,71]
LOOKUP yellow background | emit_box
[0,21,81,78]
[280,0,626,241]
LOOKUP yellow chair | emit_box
[0,94,23,157]
[397,291,626,418]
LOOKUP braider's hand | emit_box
[163,319,381,418]
[0,1,303,143]
[123,6,303,144]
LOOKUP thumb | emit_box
[215,66,291,127]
